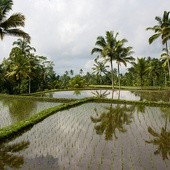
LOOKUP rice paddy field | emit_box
[42,89,170,102]
[1,102,170,170]
[0,97,61,128]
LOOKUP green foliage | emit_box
[69,75,85,88]
[0,0,30,40]
[0,39,57,94]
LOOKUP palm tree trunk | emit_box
[110,59,114,90]
[141,76,143,90]
[165,42,170,80]
[118,63,121,91]
[165,72,167,87]
[117,63,121,100]
[28,78,31,94]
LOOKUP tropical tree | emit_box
[70,69,74,76]
[5,47,29,93]
[91,31,119,90]
[69,75,85,88]
[0,0,30,40]
[115,39,134,90]
[79,69,83,75]
[92,56,109,84]
[161,48,170,84]
[146,11,170,79]
[134,57,148,89]
[5,39,36,93]
[13,38,35,54]
[146,58,162,86]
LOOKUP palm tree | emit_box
[70,69,74,76]
[161,47,170,82]
[146,11,170,79]
[115,39,134,90]
[13,38,35,54]
[0,0,30,41]
[92,56,109,84]
[147,11,170,45]
[5,47,29,93]
[91,31,119,90]
[134,57,148,89]
[146,58,162,86]
[6,39,36,93]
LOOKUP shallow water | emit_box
[42,89,170,102]
[0,98,60,128]
[43,90,141,100]
[3,103,170,170]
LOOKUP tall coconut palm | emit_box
[134,57,148,89]
[0,0,30,40]
[146,11,170,45]
[115,39,134,90]
[146,11,170,79]
[146,58,162,86]
[161,47,170,81]
[92,56,109,84]
[91,31,119,90]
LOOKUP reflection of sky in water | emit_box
[6,103,170,170]
[44,90,170,102]
[48,90,141,100]
[0,99,61,128]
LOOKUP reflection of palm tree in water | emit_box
[73,90,81,96]
[91,90,110,98]
[0,141,30,170]
[1,98,37,122]
[91,104,134,140]
[146,107,170,160]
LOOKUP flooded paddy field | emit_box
[41,89,170,102]
[0,98,60,128]
[2,102,169,170]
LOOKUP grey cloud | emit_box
[1,0,170,74]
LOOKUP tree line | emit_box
[0,0,170,94]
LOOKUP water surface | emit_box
[42,89,170,102]
[0,98,61,128]
[3,103,170,170]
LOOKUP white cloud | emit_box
[1,0,170,74]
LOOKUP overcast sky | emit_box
[1,0,170,75]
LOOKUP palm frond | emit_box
[148,33,161,44]
[4,28,30,41]
[0,0,13,21]
[91,47,102,55]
